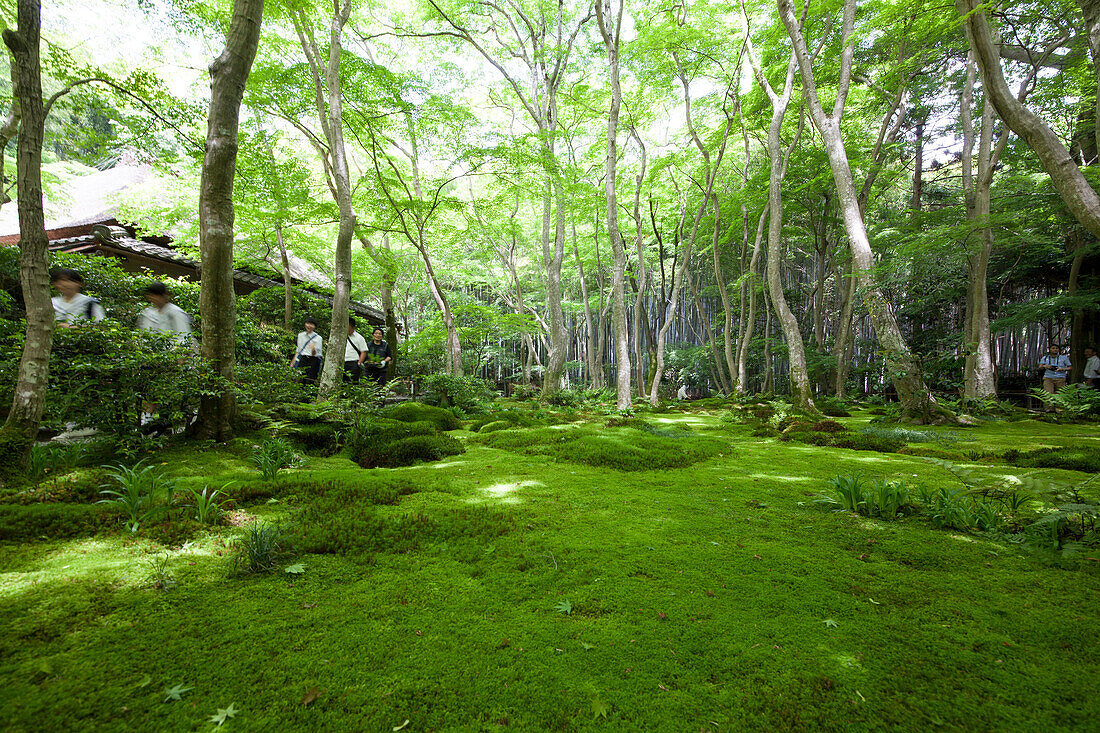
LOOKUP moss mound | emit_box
[1003,446,1100,473]
[472,424,726,471]
[286,422,342,455]
[833,432,904,453]
[348,416,464,468]
[373,434,465,468]
[469,410,540,432]
[0,503,119,541]
[380,402,461,431]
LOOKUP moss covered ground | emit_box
[1,408,1099,731]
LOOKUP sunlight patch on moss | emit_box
[469,479,545,505]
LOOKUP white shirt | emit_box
[138,302,193,348]
[1085,355,1100,379]
[52,293,104,324]
[677,385,689,400]
[295,331,322,358]
[344,331,368,361]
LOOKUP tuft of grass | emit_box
[250,438,303,481]
[233,522,287,574]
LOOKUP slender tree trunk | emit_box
[629,128,650,398]
[780,0,947,422]
[709,196,736,393]
[596,0,631,409]
[0,0,51,473]
[959,0,1100,240]
[277,227,292,330]
[195,0,262,441]
[294,4,355,398]
[736,206,768,392]
[832,260,856,398]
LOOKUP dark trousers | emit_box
[366,366,388,387]
[343,360,362,383]
[296,355,321,383]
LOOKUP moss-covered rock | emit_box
[372,434,465,468]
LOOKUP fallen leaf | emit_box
[657,683,668,691]
[284,564,306,574]
[302,603,317,609]
[135,674,152,689]
[208,703,238,726]
[752,554,762,560]
[591,698,609,719]
[823,618,839,628]
[302,687,322,706]
[705,590,715,597]
[580,642,595,650]
[657,612,667,619]
[393,719,410,731]
[164,683,192,703]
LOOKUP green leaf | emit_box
[284,564,306,574]
[554,599,573,615]
[580,641,595,650]
[591,698,609,719]
[209,703,238,727]
[163,683,192,702]
[823,618,839,628]
[136,674,152,688]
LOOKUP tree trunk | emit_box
[780,0,947,423]
[294,4,355,397]
[595,0,631,410]
[195,0,263,441]
[0,0,51,474]
[277,227,292,330]
[736,206,769,392]
[832,260,856,398]
[959,0,1100,240]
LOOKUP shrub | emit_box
[381,401,461,431]
[815,475,913,519]
[236,363,313,406]
[542,389,582,407]
[812,419,847,434]
[372,434,465,468]
[418,374,495,412]
[816,398,851,418]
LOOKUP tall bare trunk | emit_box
[0,0,51,472]
[595,0,631,409]
[736,206,769,392]
[959,0,1100,240]
[780,0,945,422]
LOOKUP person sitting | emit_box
[51,268,104,327]
[1038,343,1071,412]
[363,327,393,386]
[291,317,323,383]
[343,318,368,383]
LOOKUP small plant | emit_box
[27,441,87,480]
[868,478,911,519]
[234,522,286,573]
[925,486,973,530]
[1029,383,1100,419]
[97,459,173,533]
[815,475,867,513]
[188,484,231,524]
[145,552,177,591]
[250,438,303,481]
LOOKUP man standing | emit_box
[343,318,368,383]
[1038,343,1071,411]
[291,317,323,383]
[1083,346,1099,389]
[138,282,195,351]
[364,327,393,386]
[51,268,104,326]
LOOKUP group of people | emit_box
[53,268,393,390]
[1038,344,1099,410]
[52,269,193,346]
[293,318,393,387]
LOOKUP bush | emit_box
[417,374,495,412]
[812,419,848,434]
[381,401,461,431]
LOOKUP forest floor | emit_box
[1,407,1099,732]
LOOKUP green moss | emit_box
[286,422,341,455]
[1004,446,1100,473]
[372,434,465,468]
[0,502,119,541]
[380,402,461,431]
[473,424,726,471]
[833,432,904,453]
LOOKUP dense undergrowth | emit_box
[1,397,1099,732]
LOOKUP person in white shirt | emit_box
[291,317,323,383]
[677,384,689,400]
[51,269,104,326]
[137,281,195,351]
[343,318,368,382]
[1084,346,1099,388]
